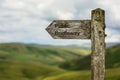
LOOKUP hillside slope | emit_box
[0,43,120,80]
[0,59,64,80]
[0,43,90,80]
[59,44,120,70]
[0,43,89,65]
[44,68,120,80]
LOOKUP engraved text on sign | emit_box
[46,20,91,39]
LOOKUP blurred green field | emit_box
[0,60,120,80]
[44,68,120,80]
[59,44,120,70]
[0,60,65,80]
[0,43,89,65]
[0,43,120,80]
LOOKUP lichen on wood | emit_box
[91,8,106,80]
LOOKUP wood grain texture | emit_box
[46,20,91,39]
[91,8,106,80]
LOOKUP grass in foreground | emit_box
[44,68,120,80]
[0,60,65,80]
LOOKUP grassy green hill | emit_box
[59,44,120,70]
[1,59,120,80]
[0,59,65,80]
[0,43,90,65]
[106,44,120,68]
[0,43,120,80]
[44,68,120,80]
[0,43,90,80]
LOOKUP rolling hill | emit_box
[0,43,90,65]
[0,43,90,80]
[0,59,65,80]
[0,43,120,80]
[44,68,120,80]
[59,44,120,70]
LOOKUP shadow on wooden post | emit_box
[91,8,106,80]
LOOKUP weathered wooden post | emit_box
[46,8,106,80]
[91,8,106,80]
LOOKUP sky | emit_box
[0,0,120,45]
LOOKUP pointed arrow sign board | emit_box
[46,20,91,39]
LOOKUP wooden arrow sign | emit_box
[45,8,106,80]
[46,20,91,39]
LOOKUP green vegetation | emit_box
[59,44,120,70]
[0,60,65,80]
[44,68,120,80]
[0,43,90,65]
[106,44,120,68]
[0,43,120,80]
[0,43,90,80]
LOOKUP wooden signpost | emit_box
[46,8,106,80]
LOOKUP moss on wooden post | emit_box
[91,8,106,80]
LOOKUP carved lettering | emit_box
[55,30,80,36]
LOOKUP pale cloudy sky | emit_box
[0,0,120,45]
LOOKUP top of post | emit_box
[91,8,105,22]
[95,8,103,10]
[92,8,105,11]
